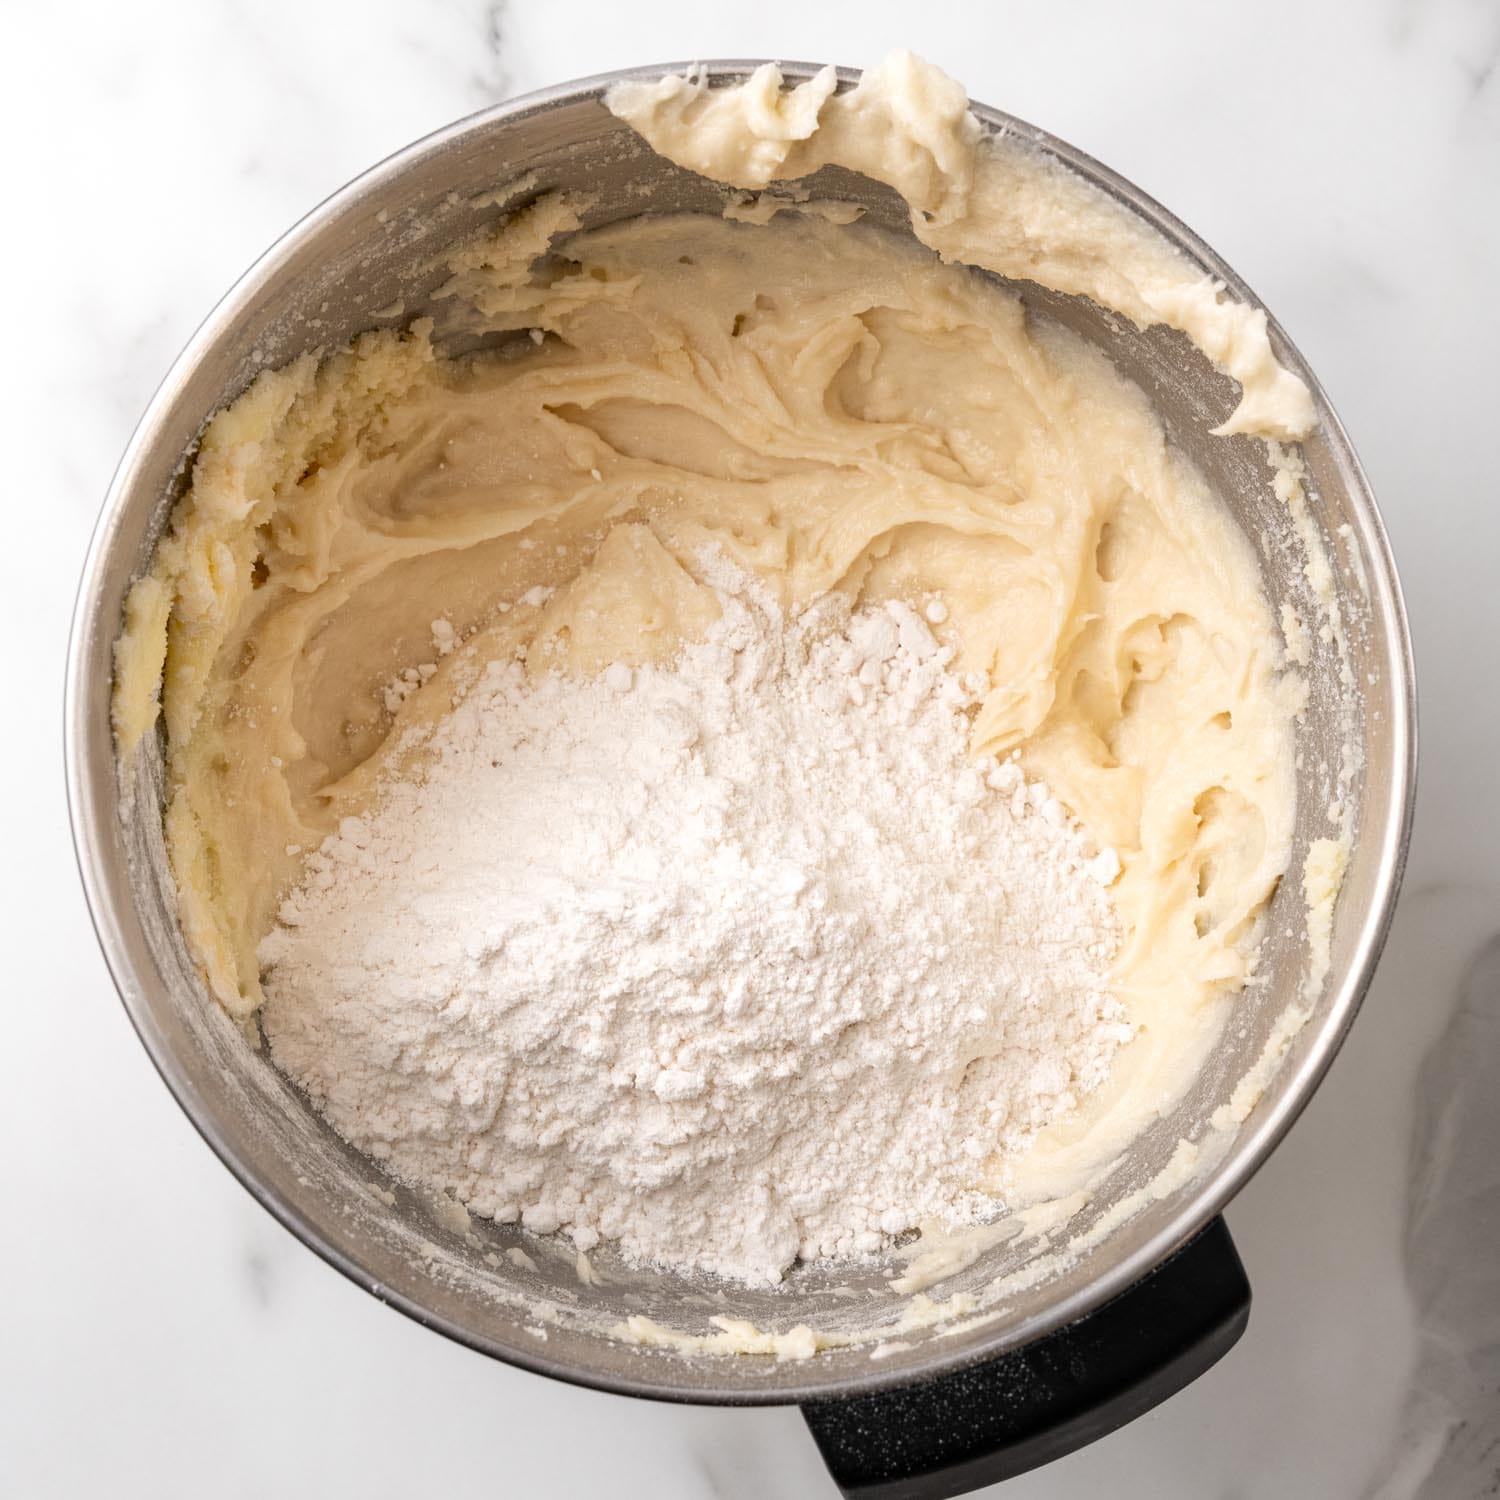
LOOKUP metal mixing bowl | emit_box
[66,62,1415,1414]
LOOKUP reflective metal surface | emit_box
[65,63,1416,1403]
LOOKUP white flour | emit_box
[260,561,1131,1285]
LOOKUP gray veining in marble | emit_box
[1370,932,1500,1498]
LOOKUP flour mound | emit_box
[260,565,1130,1285]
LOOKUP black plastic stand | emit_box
[801,1216,1249,1499]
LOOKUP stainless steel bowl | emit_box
[66,62,1415,1411]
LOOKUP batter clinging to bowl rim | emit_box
[113,53,1337,1278]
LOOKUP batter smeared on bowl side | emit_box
[114,52,1324,1292]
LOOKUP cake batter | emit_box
[114,52,1314,1240]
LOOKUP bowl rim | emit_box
[65,59,1418,1405]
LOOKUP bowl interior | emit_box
[71,67,1412,1402]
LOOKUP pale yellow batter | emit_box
[115,53,1314,1205]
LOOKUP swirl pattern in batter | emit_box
[115,54,1311,1205]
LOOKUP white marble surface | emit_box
[4,1,1498,1494]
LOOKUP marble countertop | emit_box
[5,1,1497,1495]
